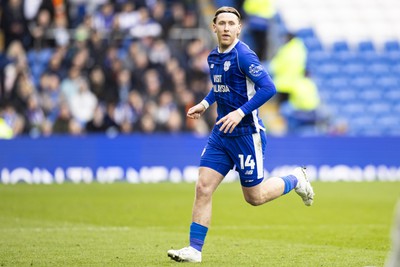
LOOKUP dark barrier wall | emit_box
[1,134,399,183]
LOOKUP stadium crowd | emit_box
[0,0,326,138]
[0,0,219,138]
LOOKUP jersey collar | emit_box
[218,39,239,53]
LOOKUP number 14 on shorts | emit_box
[238,154,255,170]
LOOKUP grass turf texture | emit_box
[0,182,398,267]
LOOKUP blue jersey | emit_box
[206,40,276,136]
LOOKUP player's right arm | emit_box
[187,88,215,119]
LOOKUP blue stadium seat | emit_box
[349,115,380,136]
[350,115,375,128]
[367,102,392,115]
[307,50,332,65]
[357,41,375,53]
[332,41,350,53]
[359,88,382,101]
[375,75,399,89]
[296,28,316,39]
[384,40,400,52]
[391,63,400,75]
[392,103,400,114]
[384,89,400,100]
[327,76,349,90]
[339,102,365,117]
[333,89,357,102]
[303,37,323,52]
[367,63,391,77]
[342,63,365,77]
[349,76,375,89]
[313,63,340,79]
[333,51,360,65]
[385,51,400,64]
[377,115,400,129]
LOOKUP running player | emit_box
[167,6,314,263]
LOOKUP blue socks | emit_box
[281,175,298,195]
[189,222,208,252]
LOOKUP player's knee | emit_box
[195,181,213,199]
[244,195,263,206]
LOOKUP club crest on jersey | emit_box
[249,64,263,77]
[224,61,231,71]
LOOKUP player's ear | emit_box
[237,23,242,36]
[212,23,217,33]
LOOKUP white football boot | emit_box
[292,167,314,206]
[167,246,202,263]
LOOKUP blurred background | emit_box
[1,0,399,138]
[0,0,399,183]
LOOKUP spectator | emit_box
[1,104,25,136]
[87,29,107,67]
[242,0,276,61]
[25,94,46,135]
[4,40,30,101]
[151,0,174,39]
[269,32,307,93]
[114,1,140,33]
[0,117,14,139]
[68,78,97,125]
[88,66,107,102]
[102,101,121,133]
[268,33,321,134]
[1,0,31,50]
[129,7,162,39]
[156,90,177,130]
[148,38,171,66]
[60,66,82,103]
[40,72,63,122]
[165,109,183,132]
[278,72,321,135]
[46,47,68,79]
[29,8,55,49]
[143,68,162,101]
[52,102,71,134]
[116,68,131,103]
[85,104,109,133]
[92,2,115,32]
[139,113,157,133]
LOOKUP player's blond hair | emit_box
[213,6,241,23]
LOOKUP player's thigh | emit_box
[200,132,234,178]
[226,132,266,187]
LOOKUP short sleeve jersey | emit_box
[208,40,273,136]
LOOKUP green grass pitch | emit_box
[0,181,399,266]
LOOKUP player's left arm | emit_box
[217,50,276,133]
[237,51,277,116]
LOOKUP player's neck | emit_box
[218,39,239,53]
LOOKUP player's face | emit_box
[213,13,241,51]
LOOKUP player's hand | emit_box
[187,103,206,119]
[216,110,244,133]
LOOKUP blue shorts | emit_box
[200,130,267,187]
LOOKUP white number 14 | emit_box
[238,154,255,170]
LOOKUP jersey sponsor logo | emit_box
[224,61,231,71]
[249,64,263,77]
[213,75,222,83]
[213,84,230,92]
